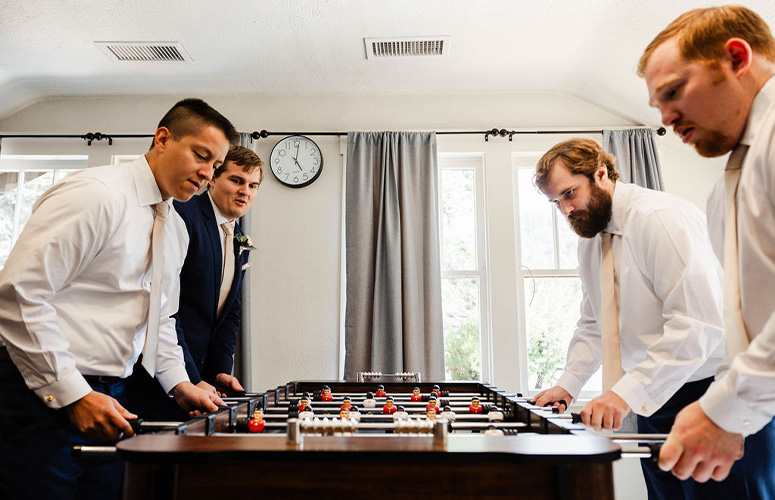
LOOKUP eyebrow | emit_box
[649,76,682,107]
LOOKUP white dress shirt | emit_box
[702,76,775,436]
[0,156,189,409]
[557,182,725,416]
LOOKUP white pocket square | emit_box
[241,262,251,270]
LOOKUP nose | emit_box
[199,163,214,183]
[558,199,573,218]
[659,104,680,128]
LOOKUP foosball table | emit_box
[109,378,655,499]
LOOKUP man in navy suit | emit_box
[127,145,263,419]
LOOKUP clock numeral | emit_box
[293,176,300,183]
[278,149,287,157]
[284,173,289,181]
[312,157,319,166]
[303,174,309,181]
[276,166,283,174]
[293,140,300,149]
[310,167,316,175]
[309,148,317,156]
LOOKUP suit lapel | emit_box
[199,193,222,319]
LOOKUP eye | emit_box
[195,151,206,161]
[565,189,575,199]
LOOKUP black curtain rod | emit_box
[0,127,666,146]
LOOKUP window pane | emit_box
[18,171,56,228]
[441,169,476,270]
[517,169,554,268]
[557,217,579,269]
[442,277,481,381]
[524,276,582,390]
[0,171,20,265]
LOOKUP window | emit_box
[0,155,87,268]
[438,154,490,381]
[514,164,601,396]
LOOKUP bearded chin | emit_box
[568,184,613,238]
[694,130,737,158]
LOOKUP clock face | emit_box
[269,135,323,188]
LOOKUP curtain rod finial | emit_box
[656,127,666,136]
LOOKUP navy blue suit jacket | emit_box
[173,192,250,385]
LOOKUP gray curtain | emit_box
[345,132,445,380]
[602,129,664,191]
[235,132,253,390]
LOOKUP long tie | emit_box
[142,201,169,376]
[217,222,235,318]
[600,231,623,392]
[723,144,751,359]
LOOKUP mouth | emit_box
[234,199,247,207]
[188,180,201,190]
[676,127,694,144]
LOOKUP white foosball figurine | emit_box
[440,405,456,422]
[487,407,504,422]
[393,405,409,421]
[349,406,362,422]
[484,424,505,436]
[362,392,376,408]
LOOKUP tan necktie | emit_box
[217,222,235,318]
[142,201,169,376]
[600,231,623,392]
[723,144,751,359]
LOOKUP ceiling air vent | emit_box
[95,41,192,62]
[364,36,450,60]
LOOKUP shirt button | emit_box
[46,395,54,403]
[744,420,752,429]
[641,405,648,413]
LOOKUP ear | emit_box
[596,164,608,184]
[724,38,753,76]
[153,127,172,151]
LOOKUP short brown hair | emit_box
[151,97,240,149]
[214,145,265,185]
[638,5,775,76]
[534,138,618,191]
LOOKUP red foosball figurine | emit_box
[431,384,442,398]
[469,396,483,414]
[298,395,312,412]
[426,396,440,414]
[248,409,265,433]
[410,387,422,401]
[321,385,333,401]
[340,396,352,411]
[383,396,397,414]
[375,385,387,397]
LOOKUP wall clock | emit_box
[269,135,323,188]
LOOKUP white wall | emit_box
[0,92,723,394]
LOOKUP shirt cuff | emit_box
[156,365,189,395]
[33,370,92,409]
[699,378,771,436]
[612,374,659,417]
[556,372,586,399]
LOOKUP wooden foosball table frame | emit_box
[118,381,620,500]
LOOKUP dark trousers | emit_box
[0,356,126,500]
[638,377,775,500]
[124,359,188,422]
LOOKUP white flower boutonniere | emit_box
[235,234,256,255]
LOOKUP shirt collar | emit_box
[132,154,165,208]
[207,190,233,228]
[603,181,628,236]
[740,75,775,147]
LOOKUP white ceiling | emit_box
[1,0,773,124]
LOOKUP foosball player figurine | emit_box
[248,410,265,433]
[350,405,362,422]
[440,405,456,421]
[484,424,504,437]
[375,385,387,397]
[301,405,314,419]
[425,396,440,414]
[383,396,397,414]
[487,406,504,422]
[431,384,441,398]
[469,397,483,414]
[340,396,352,411]
[410,387,422,401]
[363,392,376,408]
[339,408,351,421]
[321,385,333,401]
[393,405,409,421]
[298,395,312,412]
[426,408,437,421]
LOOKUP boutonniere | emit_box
[234,234,256,255]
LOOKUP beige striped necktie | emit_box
[600,231,623,392]
[141,201,169,376]
[723,144,751,359]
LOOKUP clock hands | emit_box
[292,143,303,172]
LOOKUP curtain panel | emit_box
[344,131,445,380]
[603,129,664,191]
